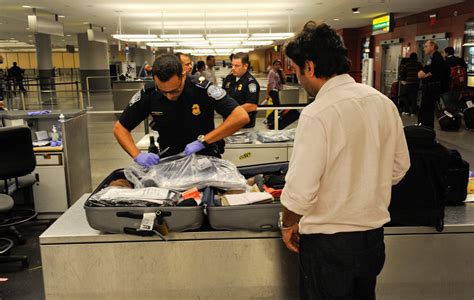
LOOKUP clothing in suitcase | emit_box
[84,169,205,236]
[206,163,288,231]
[389,125,450,231]
[445,150,470,206]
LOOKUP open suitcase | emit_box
[206,163,287,232]
[84,169,204,236]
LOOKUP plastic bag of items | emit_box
[225,130,256,144]
[256,128,296,143]
[87,186,181,207]
[125,154,248,191]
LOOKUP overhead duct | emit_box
[28,15,64,36]
[87,29,108,43]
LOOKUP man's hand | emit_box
[184,140,206,156]
[134,152,160,168]
[281,223,300,253]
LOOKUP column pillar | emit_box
[35,33,55,91]
[77,33,111,91]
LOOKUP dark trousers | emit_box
[404,84,419,115]
[418,83,441,129]
[299,228,385,300]
[269,90,281,106]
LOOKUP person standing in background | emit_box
[399,53,423,116]
[7,62,26,92]
[280,21,410,299]
[443,46,468,110]
[203,55,217,85]
[192,61,206,78]
[265,59,285,106]
[418,40,450,128]
[175,52,194,76]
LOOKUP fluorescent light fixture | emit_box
[206,34,249,38]
[146,42,178,47]
[58,15,65,18]
[334,18,340,21]
[234,48,255,52]
[250,33,294,39]
[215,48,234,52]
[166,38,206,42]
[174,49,193,53]
[463,43,474,46]
[160,34,203,39]
[207,37,245,42]
[242,40,274,46]
[22,5,32,8]
[113,34,158,40]
[123,38,164,42]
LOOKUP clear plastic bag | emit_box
[87,186,179,207]
[225,129,257,144]
[125,154,248,191]
[256,128,296,143]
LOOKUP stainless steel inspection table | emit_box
[40,195,474,300]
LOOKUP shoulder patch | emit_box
[192,77,212,90]
[207,85,226,100]
[248,83,257,93]
[129,91,142,106]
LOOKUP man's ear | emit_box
[305,60,315,77]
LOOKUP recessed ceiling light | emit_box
[83,22,89,25]
[352,8,360,14]
[334,18,340,21]
[66,34,71,37]
[28,35,32,37]
[58,15,65,18]
[22,5,32,8]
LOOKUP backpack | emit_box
[445,150,470,206]
[389,125,450,231]
[459,96,474,129]
[449,65,467,90]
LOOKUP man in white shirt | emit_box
[280,22,410,299]
[203,55,217,85]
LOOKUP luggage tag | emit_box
[467,101,473,108]
[140,213,156,231]
[444,110,454,118]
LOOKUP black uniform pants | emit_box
[418,83,441,129]
[404,84,419,115]
[299,228,385,300]
[269,90,281,106]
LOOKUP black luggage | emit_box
[459,96,474,129]
[266,109,300,130]
[445,150,470,206]
[438,109,462,131]
[389,125,450,231]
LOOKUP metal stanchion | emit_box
[86,77,92,110]
[20,91,26,110]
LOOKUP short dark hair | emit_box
[174,52,190,62]
[285,22,351,78]
[409,52,418,60]
[206,55,215,62]
[152,54,183,82]
[232,52,249,66]
[229,54,234,61]
[196,60,205,71]
[445,47,455,56]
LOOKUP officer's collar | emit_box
[235,71,249,82]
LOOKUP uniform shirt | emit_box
[267,69,283,91]
[203,66,217,85]
[225,71,260,128]
[281,74,410,235]
[422,51,450,92]
[119,76,239,156]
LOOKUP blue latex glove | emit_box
[134,152,160,168]
[184,140,206,156]
[27,110,51,116]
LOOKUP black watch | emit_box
[197,135,209,147]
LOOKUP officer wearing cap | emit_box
[222,52,260,128]
[113,54,250,168]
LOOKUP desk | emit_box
[40,195,474,299]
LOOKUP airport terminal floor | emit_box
[2,0,474,299]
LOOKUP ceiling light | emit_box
[242,40,274,46]
[352,8,360,14]
[334,18,340,21]
[66,34,71,37]
[251,33,294,38]
[166,38,206,42]
[58,15,65,18]
[207,37,245,42]
[160,34,203,39]
[122,38,164,42]
[210,43,241,47]
[113,34,158,40]
[83,22,89,25]
[206,34,249,38]
[146,42,178,47]
[174,49,193,53]
[28,35,32,37]
[234,48,254,52]
[22,5,32,8]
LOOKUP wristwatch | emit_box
[278,212,293,230]
[197,135,209,147]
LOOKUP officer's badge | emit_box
[237,84,243,91]
[192,104,201,116]
[207,85,226,100]
[248,83,257,93]
[199,76,206,84]
[129,91,141,106]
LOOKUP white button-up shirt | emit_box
[281,74,410,235]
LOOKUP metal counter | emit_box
[40,194,474,299]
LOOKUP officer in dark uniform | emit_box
[222,52,260,128]
[113,54,250,168]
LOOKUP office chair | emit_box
[0,126,41,268]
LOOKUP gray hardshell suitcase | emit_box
[207,163,287,232]
[84,169,204,235]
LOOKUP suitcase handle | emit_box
[116,211,172,220]
[123,227,167,241]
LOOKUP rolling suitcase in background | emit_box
[389,125,450,231]
[445,150,470,206]
[438,108,462,131]
[460,95,474,129]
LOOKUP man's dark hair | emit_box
[13,62,17,66]
[285,22,351,78]
[174,52,190,62]
[233,52,250,66]
[152,54,183,82]
[229,54,234,61]
[444,47,455,56]
[409,52,418,61]
[206,55,215,62]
